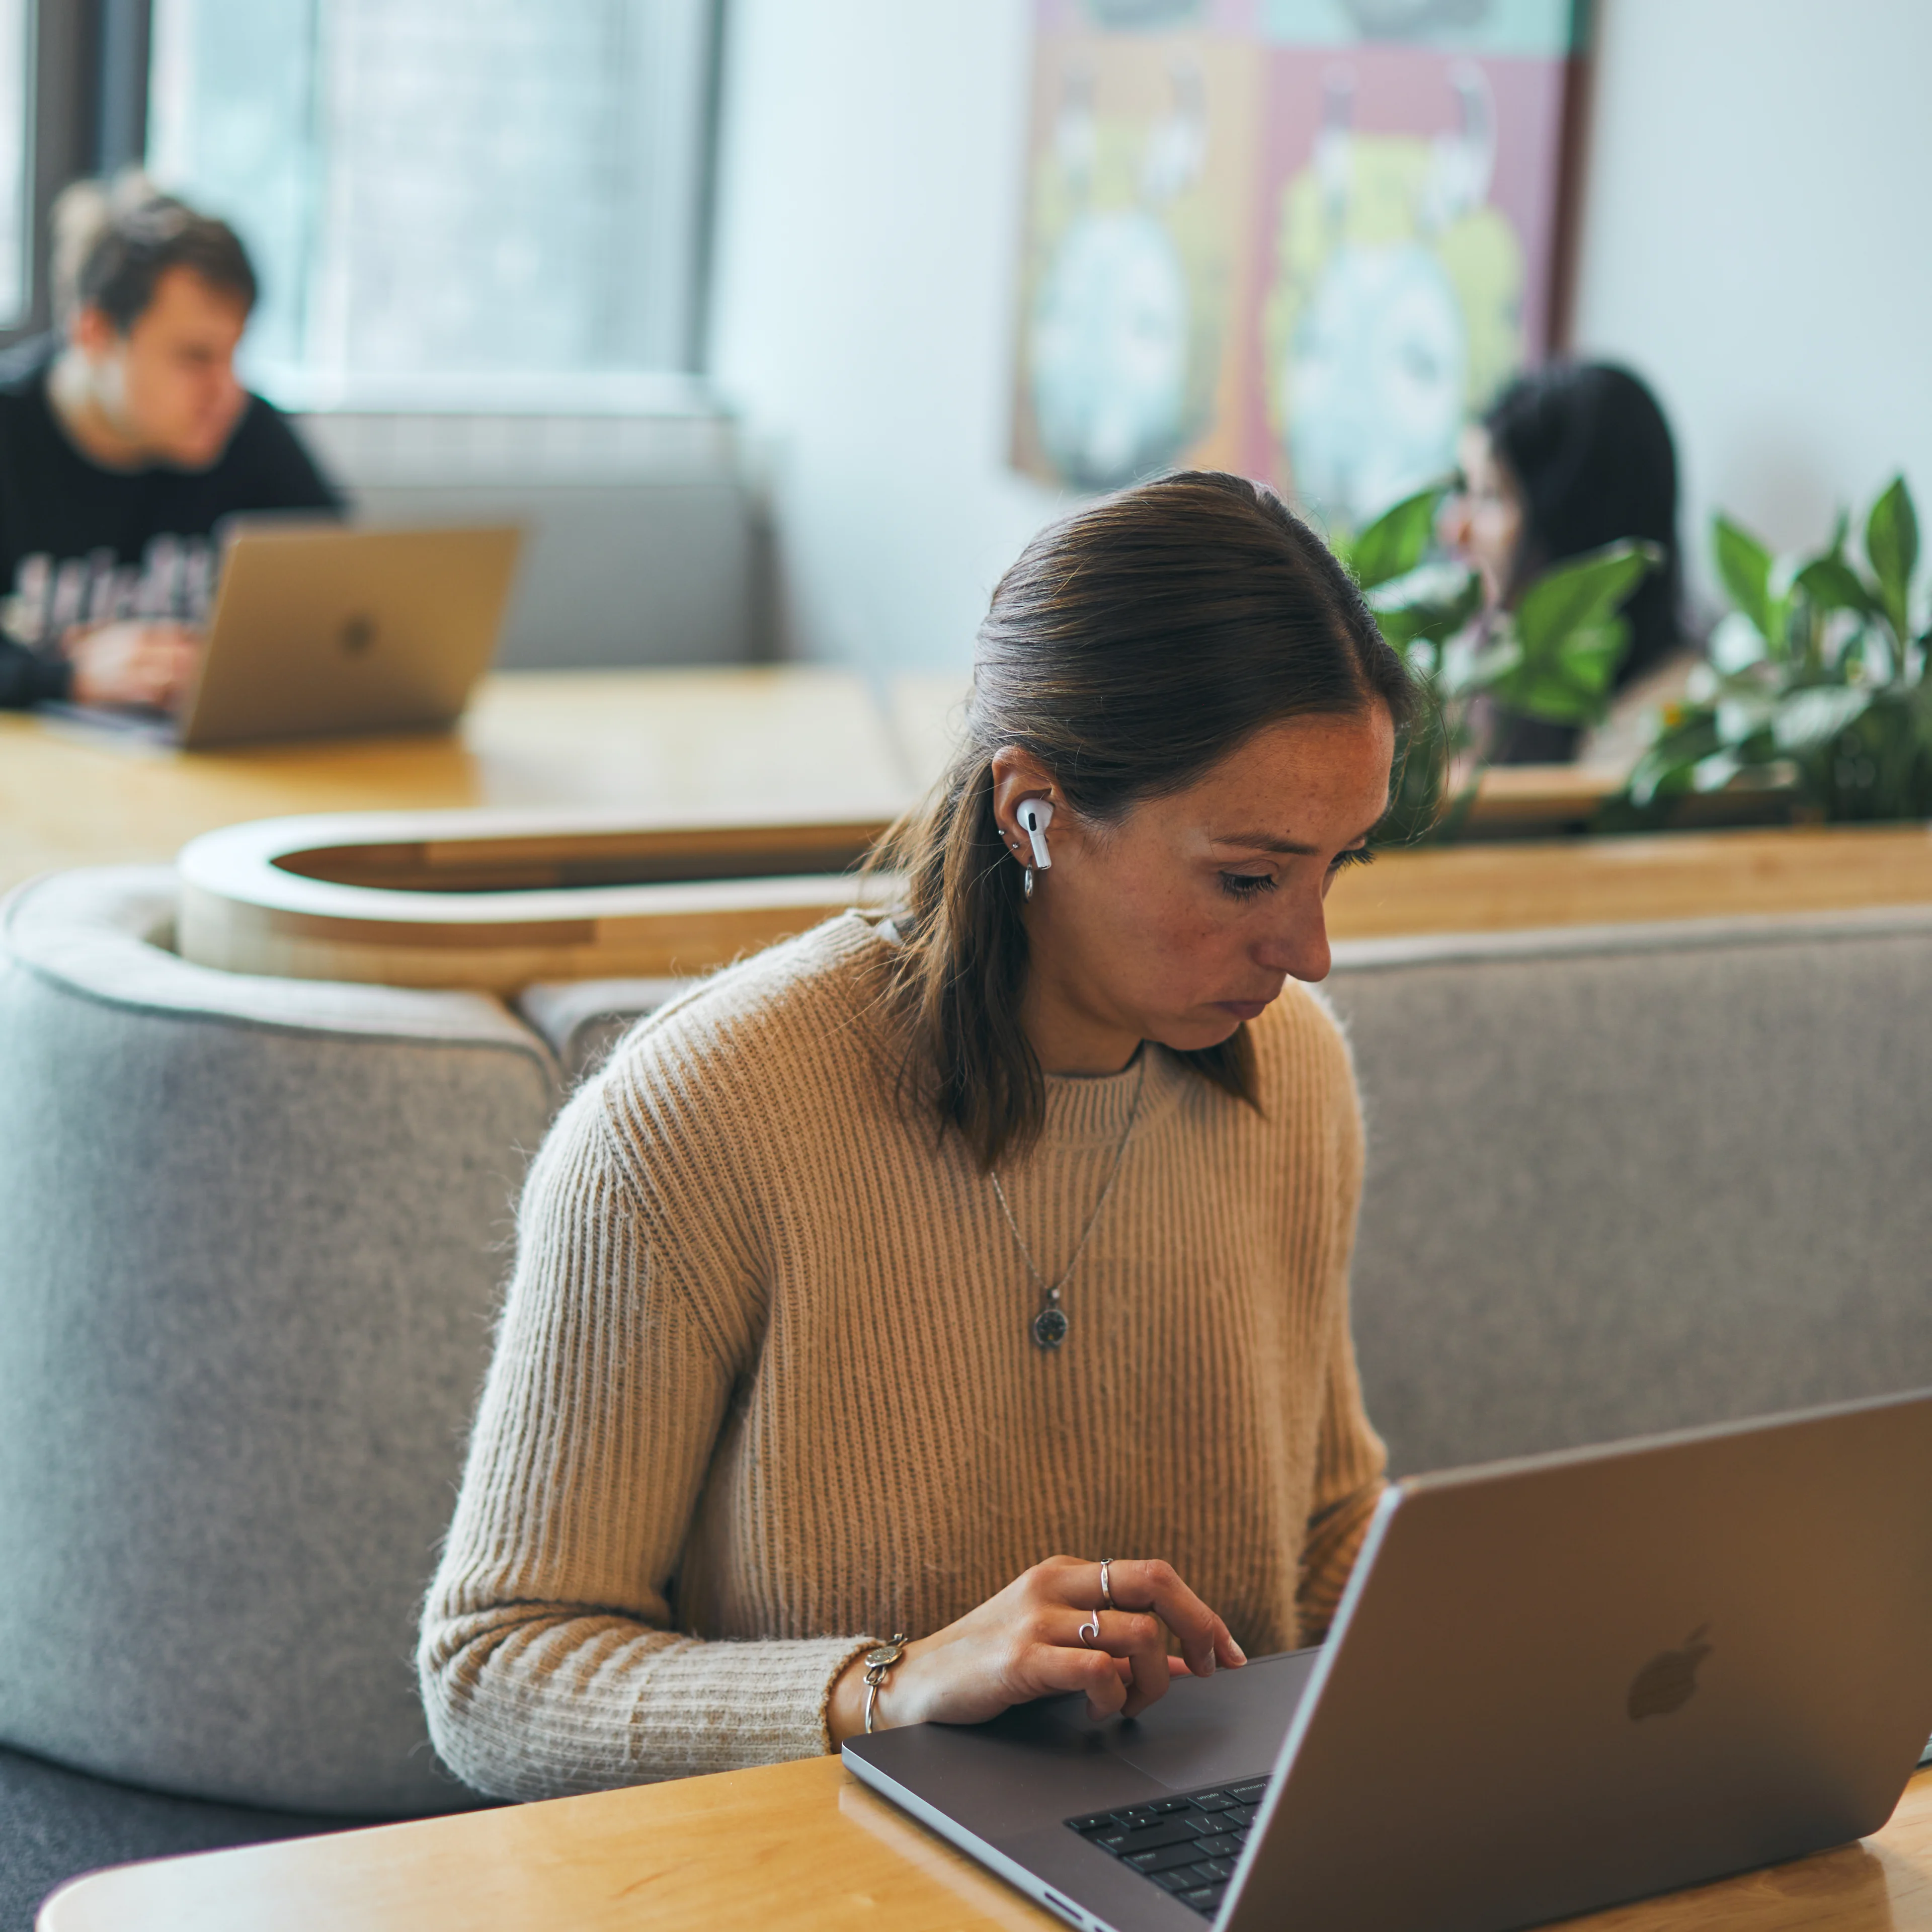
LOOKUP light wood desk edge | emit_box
[38,1757,1932,1932]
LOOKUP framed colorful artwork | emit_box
[1011,0,1589,532]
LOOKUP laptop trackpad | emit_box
[1035,1647,1318,1790]
[1117,1721,1271,1791]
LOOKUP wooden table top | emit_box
[0,669,917,898]
[1326,819,1932,939]
[39,1758,1932,1931]
[10,671,1932,948]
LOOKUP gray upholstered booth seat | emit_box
[529,905,1932,1481]
[516,974,693,1086]
[0,868,561,1816]
[9,881,1931,1832]
[1328,908,1932,1474]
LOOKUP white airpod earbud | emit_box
[1016,796,1054,871]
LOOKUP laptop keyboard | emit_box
[1067,1780,1270,1918]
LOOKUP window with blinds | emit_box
[146,0,719,403]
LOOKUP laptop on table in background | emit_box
[46,519,522,750]
[845,1388,1932,1932]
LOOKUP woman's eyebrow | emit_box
[1211,825,1377,855]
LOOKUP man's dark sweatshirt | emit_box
[0,336,341,706]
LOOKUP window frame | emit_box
[0,0,150,350]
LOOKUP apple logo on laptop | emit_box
[1627,1625,1712,1721]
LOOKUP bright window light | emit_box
[147,0,716,407]
[0,0,32,329]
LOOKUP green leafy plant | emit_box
[1333,486,1661,840]
[1621,476,1931,822]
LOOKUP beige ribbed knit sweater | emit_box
[419,912,1386,1802]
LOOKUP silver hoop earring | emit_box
[1023,866,1036,900]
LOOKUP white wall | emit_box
[709,0,1932,675]
[707,0,1053,681]
[1569,0,1932,602]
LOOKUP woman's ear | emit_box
[989,746,1060,879]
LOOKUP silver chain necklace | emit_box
[989,1053,1148,1350]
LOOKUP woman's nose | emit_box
[1256,897,1331,986]
[1437,496,1470,554]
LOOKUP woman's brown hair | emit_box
[873,470,1414,1170]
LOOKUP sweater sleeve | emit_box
[1293,1033,1388,1643]
[0,637,70,708]
[418,1082,873,1800]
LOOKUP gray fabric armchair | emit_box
[0,868,561,1816]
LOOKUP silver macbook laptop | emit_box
[845,1388,1932,1932]
[48,520,521,749]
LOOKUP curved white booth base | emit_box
[0,868,563,1815]
[177,810,892,991]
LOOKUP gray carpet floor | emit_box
[0,1743,379,1929]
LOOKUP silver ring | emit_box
[1099,1558,1115,1613]
[1078,1612,1102,1647]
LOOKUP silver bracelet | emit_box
[862,1634,908,1735]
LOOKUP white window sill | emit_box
[253,365,723,419]
[281,382,742,488]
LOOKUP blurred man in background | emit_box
[0,174,340,711]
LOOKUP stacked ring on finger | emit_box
[1077,1610,1102,1647]
[1099,1558,1115,1613]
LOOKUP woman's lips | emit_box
[1213,999,1271,1022]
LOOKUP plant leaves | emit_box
[1491,619,1626,723]
[1708,611,1770,673]
[1443,635,1521,696]
[1770,684,1873,752]
[1795,553,1881,621]
[1713,514,1776,640]
[1615,484,1932,826]
[1513,540,1662,656]
[1627,744,1698,808]
[1369,564,1482,653]
[1481,540,1658,728]
[1692,750,1743,793]
[1346,484,1448,591]
[1374,608,1433,654]
[1865,474,1919,642]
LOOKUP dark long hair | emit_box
[871,470,1413,1171]
[1484,361,1683,685]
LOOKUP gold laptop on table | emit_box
[50,520,522,750]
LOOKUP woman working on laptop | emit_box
[420,472,1412,1797]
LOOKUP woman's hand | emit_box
[828,1556,1246,1745]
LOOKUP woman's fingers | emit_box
[880,1557,1245,1736]
[1020,1624,1128,1719]
[1006,1608,1168,1722]
[1066,1608,1171,1718]
[1113,1613,1175,1718]
[1100,1559,1247,1679]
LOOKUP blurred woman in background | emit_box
[1440,361,1687,764]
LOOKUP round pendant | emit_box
[1032,1306,1069,1349]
